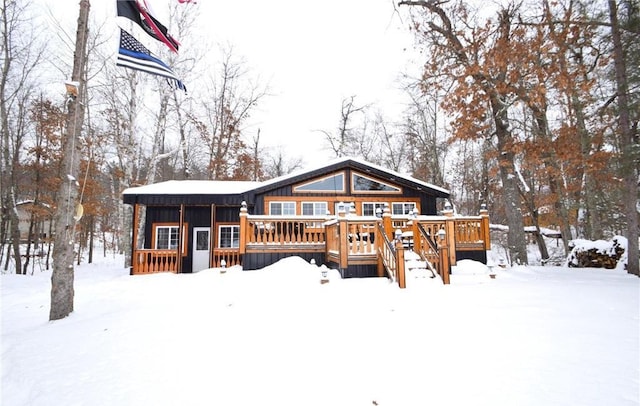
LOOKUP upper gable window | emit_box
[351,172,401,193]
[293,172,345,193]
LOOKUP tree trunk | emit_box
[609,0,639,276]
[88,215,93,264]
[490,93,529,265]
[50,0,90,321]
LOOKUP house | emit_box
[122,157,490,285]
[12,200,53,243]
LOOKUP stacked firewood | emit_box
[567,237,626,269]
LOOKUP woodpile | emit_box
[567,237,626,269]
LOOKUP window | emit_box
[362,202,387,217]
[269,201,296,215]
[293,172,345,193]
[351,172,401,193]
[195,229,209,251]
[335,201,354,214]
[218,225,240,248]
[392,202,417,215]
[155,226,179,249]
[153,223,188,255]
[302,202,328,216]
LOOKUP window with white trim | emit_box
[335,201,354,214]
[392,202,417,215]
[302,202,328,216]
[155,226,179,249]
[218,225,240,248]
[269,201,296,215]
[362,202,387,216]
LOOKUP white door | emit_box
[192,227,210,272]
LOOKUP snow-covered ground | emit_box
[2,251,639,406]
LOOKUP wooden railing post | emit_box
[239,201,248,254]
[480,204,490,250]
[395,239,406,289]
[443,206,456,267]
[411,218,420,251]
[376,218,384,277]
[439,243,450,285]
[338,216,349,270]
[382,205,393,240]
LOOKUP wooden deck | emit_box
[131,206,490,287]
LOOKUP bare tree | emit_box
[0,0,46,273]
[400,80,447,186]
[263,147,303,178]
[321,95,369,158]
[192,46,268,180]
[49,0,90,320]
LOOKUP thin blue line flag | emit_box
[117,28,186,92]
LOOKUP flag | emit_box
[117,28,186,92]
[117,0,180,53]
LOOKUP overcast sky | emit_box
[42,0,420,169]
[189,0,420,167]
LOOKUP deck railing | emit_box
[240,214,327,252]
[132,249,179,274]
[212,248,241,268]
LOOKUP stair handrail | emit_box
[376,221,397,281]
[416,223,440,279]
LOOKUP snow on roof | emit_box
[122,180,259,195]
[122,157,450,197]
[256,156,450,195]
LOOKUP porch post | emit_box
[210,204,216,267]
[178,204,185,273]
[130,203,139,275]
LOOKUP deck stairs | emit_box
[403,250,438,280]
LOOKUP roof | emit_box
[122,157,450,205]
[122,180,259,196]
[248,156,450,197]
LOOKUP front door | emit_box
[192,227,211,272]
